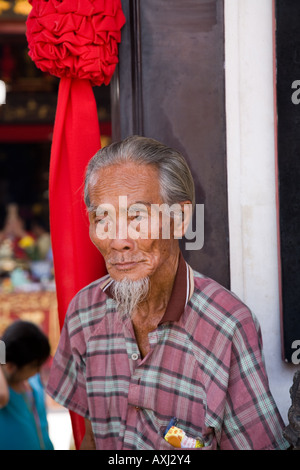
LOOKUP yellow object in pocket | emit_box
[164,425,204,449]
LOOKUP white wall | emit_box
[224,0,295,423]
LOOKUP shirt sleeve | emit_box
[218,312,289,450]
[46,304,89,419]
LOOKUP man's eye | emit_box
[96,219,106,225]
[130,212,148,221]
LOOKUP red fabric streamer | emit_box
[26,0,126,449]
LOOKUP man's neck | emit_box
[131,249,181,358]
[132,249,180,322]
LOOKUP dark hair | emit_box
[1,321,50,368]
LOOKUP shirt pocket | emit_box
[141,409,217,450]
[163,426,218,450]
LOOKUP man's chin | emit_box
[110,276,150,317]
[108,268,146,283]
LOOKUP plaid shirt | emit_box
[47,253,289,450]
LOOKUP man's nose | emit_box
[109,236,134,251]
[109,217,135,251]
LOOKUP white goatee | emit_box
[111,277,150,317]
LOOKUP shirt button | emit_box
[131,353,139,361]
[135,406,140,410]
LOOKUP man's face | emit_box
[88,162,179,282]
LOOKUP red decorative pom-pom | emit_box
[26,0,126,86]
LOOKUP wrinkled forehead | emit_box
[88,162,163,206]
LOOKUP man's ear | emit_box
[173,201,193,239]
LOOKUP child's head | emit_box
[1,320,50,383]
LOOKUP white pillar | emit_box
[224,0,294,422]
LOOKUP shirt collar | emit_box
[100,251,194,323]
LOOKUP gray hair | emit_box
[84,135,195,211]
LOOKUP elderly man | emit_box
[47,135,288,450]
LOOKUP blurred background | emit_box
[0,0,112,449]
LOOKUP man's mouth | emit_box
[109,260,144,270]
